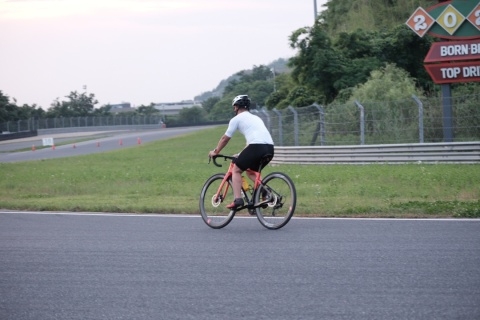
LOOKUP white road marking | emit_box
[0,210,478,221]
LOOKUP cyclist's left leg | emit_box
[225,163,244,209]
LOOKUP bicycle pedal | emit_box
[254,200,269,208]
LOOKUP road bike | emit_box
[199,154,296,230]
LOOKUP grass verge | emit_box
[0,127,479,217]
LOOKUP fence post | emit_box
[287,106,299,146]
[261,107,271,132]
[412,95,424,143]
[311,103,326,146]
[354,100,365,145]
[272,108,283,146]
[441,84,454,142]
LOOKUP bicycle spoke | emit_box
[199,174,235,229]
[254,172,296,230]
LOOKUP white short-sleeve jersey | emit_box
[225,111,274,145]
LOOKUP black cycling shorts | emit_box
[234,144,274,172]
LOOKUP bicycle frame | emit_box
[211,155,264,211]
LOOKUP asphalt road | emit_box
[0,127,211,163]
[1,212,479,320]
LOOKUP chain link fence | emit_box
[254,94,480,146]
[1,95,479,145]
[0,115,164,134]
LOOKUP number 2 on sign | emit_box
[476,10,480,26]
[414,15,427,31]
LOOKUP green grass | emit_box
[0,127,479,217]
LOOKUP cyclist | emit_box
[208,95,274,209]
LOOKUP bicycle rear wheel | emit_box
[254,172,296,230]
[199,173,235,229]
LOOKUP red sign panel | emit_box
[424,39,480,63]
[424,60,480,84]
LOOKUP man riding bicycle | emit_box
[208,95,274,210]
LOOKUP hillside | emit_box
[194,0,440,102]
[194,58,289,102]
[320,0,439,36]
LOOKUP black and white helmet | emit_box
[232,95,251,110]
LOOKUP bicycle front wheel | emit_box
[254,172,296,230]
[199,173,235,229]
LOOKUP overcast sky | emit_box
[0,0,327,109]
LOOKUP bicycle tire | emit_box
[254,172,296,230]
[199,173,235,229]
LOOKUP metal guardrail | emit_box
[272,142,480,164]
[0,130,38,141]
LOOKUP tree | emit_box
[211,65,277,115]
[0,91,45,123]
[265,73,294,109]
[374,25,434,93]
[178,106,207,124]
[208,96,234,121]
[348,63,423,102]
[345,63,426,141]
[136,103,159,116]
[18,104,46,119]
[288,25,347,103]
[47,91,98,117]
[0,91,17,123]
[285,86,319,108]
[201,96,220,114]
[92,105,112,116]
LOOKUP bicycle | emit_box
[199,154,296,230]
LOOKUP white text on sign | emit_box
[440,66,480,79]
[440,43,480,57]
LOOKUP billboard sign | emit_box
[406,1,480,40]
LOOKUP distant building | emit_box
[108,100,202,116]
[110,103,135,114]
[154,100,202,116]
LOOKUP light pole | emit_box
[271,67,276,92]
[313,0,317,21]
